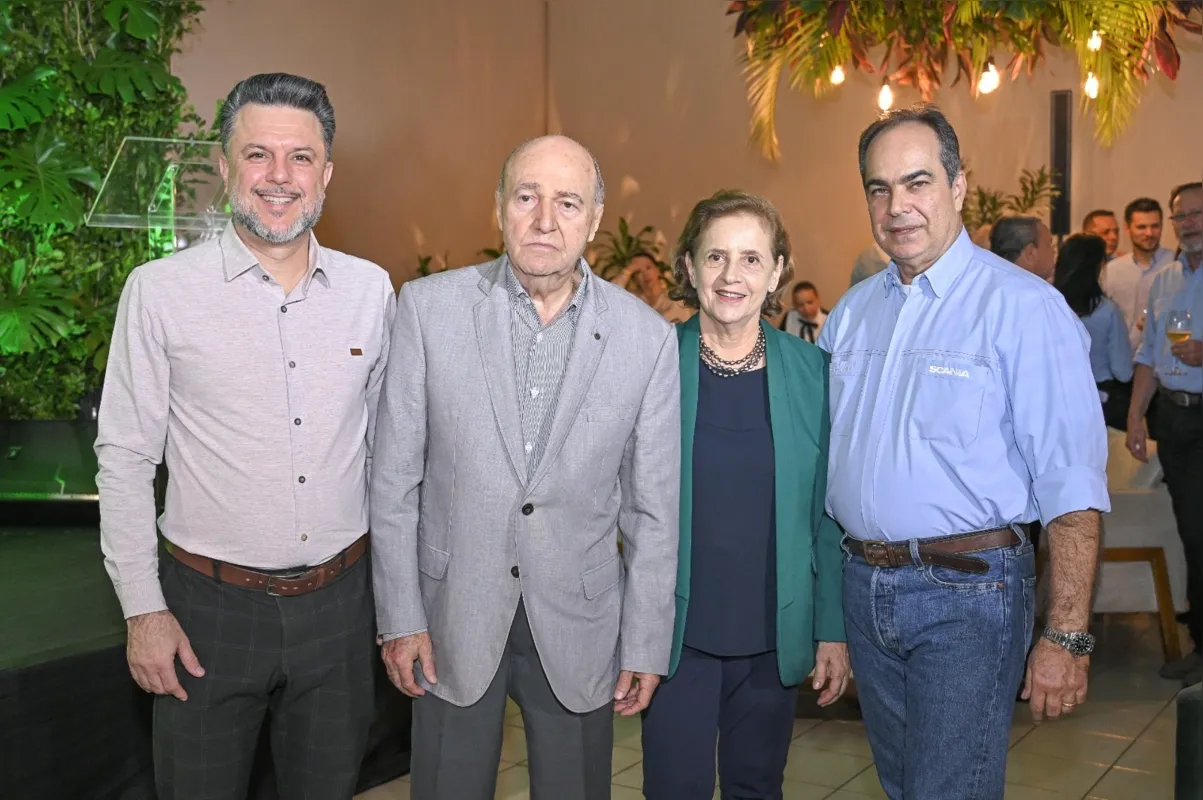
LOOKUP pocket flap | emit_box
[587,406,637,422]
[417,539,450,580]
[582,554,623,599]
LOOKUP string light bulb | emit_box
[1084,72,1099,99]
[830,65,846,85]
[878,82,894,111]
[978,62,1000,94]
[1087,30,1102,52]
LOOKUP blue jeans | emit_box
[842,535,1036,799]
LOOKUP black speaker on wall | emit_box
[1049,90,1073,237]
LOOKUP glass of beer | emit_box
[1166,309,1192,375]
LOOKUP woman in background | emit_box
[1055,232,1134,430]
[640,190,849,799]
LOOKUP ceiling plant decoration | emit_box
[728,0,1202,161]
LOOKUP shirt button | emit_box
[294,418,302,426]
[530,388,539,398]
[298,476,306,484]
[280,305,288,313]
[288,361,296,368]
[521,503,534,516]
[301,534,308,542]
[511,565,520,578]
[536,333,543,343]
[524,442,532,453]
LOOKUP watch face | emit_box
[1067,633,1095,656]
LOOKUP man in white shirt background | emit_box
[1102,197,1177,350]
[780,280,827,343]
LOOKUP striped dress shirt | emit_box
[505,259,589,473]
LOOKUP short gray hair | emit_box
[496,136,605,206]
[990,216,1042,263]
[219,73,335,158]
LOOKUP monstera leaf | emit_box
[0,131,102,228]
[72,48,178,102]
[0,67,58,131]
[0,259,77,355]
[103,0,161,41]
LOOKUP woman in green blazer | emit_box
[640,191,849,800]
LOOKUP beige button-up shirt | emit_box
[96,224,396,618]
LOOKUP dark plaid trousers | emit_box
[153,552,376,800]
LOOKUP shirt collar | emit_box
[219,222,329,288]
[882,227,972,299]
[503,254,590,310]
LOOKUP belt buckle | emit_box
[863,541,891,567]
[265,577,285,597]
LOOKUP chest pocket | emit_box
[829,352,870,437]
[902,351,990,448]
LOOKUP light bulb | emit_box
[878,83,894,111]
[1087,30,1102,51]
[1084,72,1099,99]
[830,65,846,85]
[978,63,1000,94]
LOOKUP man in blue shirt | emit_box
[818,106,1109,799]
[1126,181,1203,687]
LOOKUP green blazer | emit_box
[668,316,846,685]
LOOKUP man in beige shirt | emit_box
[95,72,395,800]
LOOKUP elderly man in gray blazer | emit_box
[370,134,681,799]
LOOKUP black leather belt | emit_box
[1159,387,1202,408]
[845,527,1023,575]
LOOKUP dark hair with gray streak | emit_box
[989,216,1042,263]
[218,73,336,158]
[858,104,962,186]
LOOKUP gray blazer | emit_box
[370,258,681,713]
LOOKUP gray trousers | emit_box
[410,599,614,800]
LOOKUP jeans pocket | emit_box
[921,562,1005,593]
[1022,575,1037,653]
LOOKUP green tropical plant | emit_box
[729,0,1201,161]
[962,165,1060,230]
[0,0,204,419]
[591,217,672,284]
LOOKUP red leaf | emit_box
[1154,29,1181,79]
[827,0,850,35]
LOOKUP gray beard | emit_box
[230,191,325,245]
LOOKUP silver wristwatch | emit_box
[1041,626,1095,657]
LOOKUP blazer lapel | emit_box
[676,317,700,603]
[474,260,527,485]
[528,279,610,490]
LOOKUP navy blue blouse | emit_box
[682,363,777,656]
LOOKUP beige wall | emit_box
[173,0,546,281]
[175,0,1201,298]
[550,0,1202,304]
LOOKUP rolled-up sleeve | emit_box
[1003,297,1110,524]
[95,268,171,618]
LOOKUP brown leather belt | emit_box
[845,527,1022,575]
[1159,387,1202,408]
[167,534,369,597]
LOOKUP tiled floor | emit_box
[357,614,1184,800]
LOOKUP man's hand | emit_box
[126,610,204,701]
[614,670,660,716]
[1022,638,1090,722]
[812,642,851,707]
[1171,338,1203,367]
[381,632,437,697]
[1125,423,1149,463]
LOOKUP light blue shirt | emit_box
[1101,247,1176,351]
[818,229,1110,542]
[1079,298,1133,384]
[1135,253,1203,393]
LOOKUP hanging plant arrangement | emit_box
[728,0,1201,161]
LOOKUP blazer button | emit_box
[511,566,520,578]
[521,503,534,516]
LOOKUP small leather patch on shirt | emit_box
[350,348,363,356]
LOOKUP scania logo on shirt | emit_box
[928,364,970,378]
